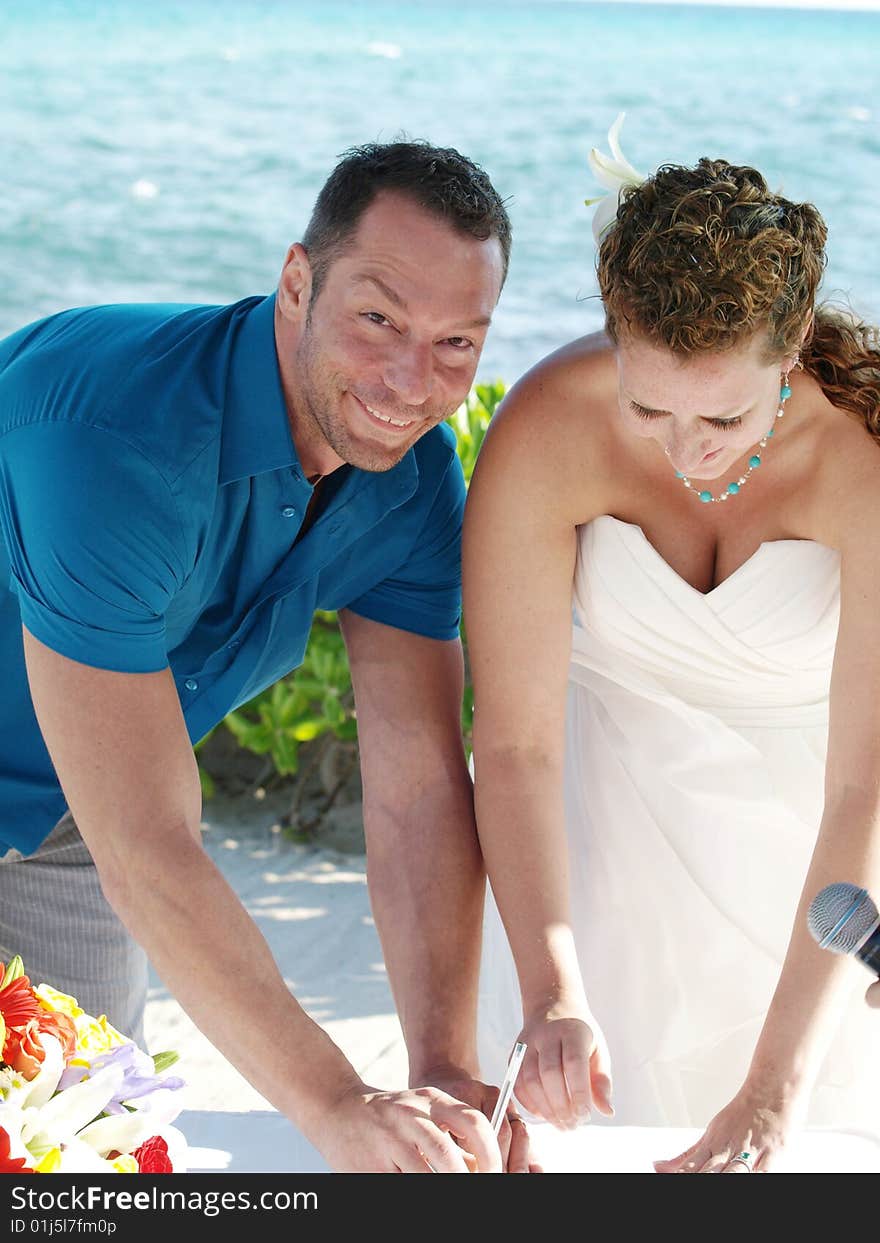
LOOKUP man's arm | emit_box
[22,628,501,1173]
[339,610,484,1085]
[339,610,538,1171]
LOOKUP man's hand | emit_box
[314,1079,503,1173]
[514,1003,614,1129]
[418,1062,543,1173]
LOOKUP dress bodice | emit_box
[571,516,840,726]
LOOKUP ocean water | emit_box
[2,0,878,385]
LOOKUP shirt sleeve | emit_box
[0,421,188,672]
[345,452,466,641]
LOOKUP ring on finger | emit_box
[728,1150,755,1172]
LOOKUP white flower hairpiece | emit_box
[584,112,644,247]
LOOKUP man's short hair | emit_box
[302,139,512,302]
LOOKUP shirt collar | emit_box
[220,292,298,484]
[220,290,420,505]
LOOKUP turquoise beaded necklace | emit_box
[670,372,793,504]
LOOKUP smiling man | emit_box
[0,141,523,1172]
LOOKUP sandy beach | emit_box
[143,786,408,1115]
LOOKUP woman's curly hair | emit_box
[597,159,880,440]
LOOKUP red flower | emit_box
[134,1136,173,1174]
[0,962,40,1034]
[0,1126,33,1174]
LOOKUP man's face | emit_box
[287,191,505,473]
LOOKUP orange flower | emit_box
[35,1011,78,1064]
[4,1019,47,1080]
[3,1008,78,1077]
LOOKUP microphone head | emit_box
[807,883,880,955]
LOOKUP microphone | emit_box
[807,883,880,976]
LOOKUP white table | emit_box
[178,1109,880,1174]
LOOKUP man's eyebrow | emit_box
[461,313,494,329]
[354,273,408,310]
[353,273,493,330]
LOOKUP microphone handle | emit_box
[856,925,880,977]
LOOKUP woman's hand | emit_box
[653,1080,809,1174]
[513,1001,614,1128]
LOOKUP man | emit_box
[0,141,529,1172]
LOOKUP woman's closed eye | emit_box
[704,416,742,430]
[630,402,742,431]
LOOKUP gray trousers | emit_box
[0,812,148,1048]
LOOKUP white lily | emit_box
[22,1062,125,1148]
[585,112,644,246]
[78,1089,183,1157]
[14,1033,66,1109]
[0,1101,34,1168]
[44,1136,122,1174]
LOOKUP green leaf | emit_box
[278,691,309,726]
[323,695,344,727]
[246,724,275,754]
[198,766,215,800]
[273,732,300,774]
[292,678,324,699]
[223,710,253,742]
[0,955,24,989]
[152,1051,180,1073]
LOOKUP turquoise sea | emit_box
[2,0,879,384]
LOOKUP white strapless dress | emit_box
[477,515,880,1134]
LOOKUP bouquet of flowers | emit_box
[0,956,187,1173]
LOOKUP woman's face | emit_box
[616,332,795,480]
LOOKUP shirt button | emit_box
[184,678,199,691]
[281,506,297,518]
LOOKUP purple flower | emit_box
[56,1043,183,1115]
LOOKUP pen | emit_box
[491,1040,527,1134]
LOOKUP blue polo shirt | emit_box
[0,293,465,855]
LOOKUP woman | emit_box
[465,134,880,1173]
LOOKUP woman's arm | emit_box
[463,359,614,1126]
[745,463,880,1097]
[658,430,880,1174]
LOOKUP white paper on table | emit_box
[179,1110,880,1174]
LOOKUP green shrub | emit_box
[198,379,505,811]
